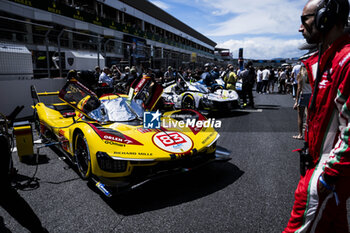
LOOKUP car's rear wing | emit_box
[58,80,99,121]
[37,91,60,96]
[31,85,71,109]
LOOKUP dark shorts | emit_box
[298,93,311,107]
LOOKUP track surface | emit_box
[1,91,349,233]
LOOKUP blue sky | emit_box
[149,0,308,59]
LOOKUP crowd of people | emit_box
[68,60,305,110]
[68,52,331,149]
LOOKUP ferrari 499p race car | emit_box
[31,79,231,196]
[162,75,239,113]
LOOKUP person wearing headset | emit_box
[284,0,350,232]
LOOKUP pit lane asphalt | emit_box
[1,90,349,233]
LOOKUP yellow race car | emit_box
[31,80,230,197]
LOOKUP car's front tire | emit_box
[181,94,195,109]
[74,132,91,179]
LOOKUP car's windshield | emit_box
[88,98,144,122]
[191,82,209,93]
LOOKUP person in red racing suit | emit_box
[284,0,350,232]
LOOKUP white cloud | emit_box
[149,0,308,59]
[202,0,304,36]
[217,37,305,59]
[194,0,307,59]
[150,0,171,10]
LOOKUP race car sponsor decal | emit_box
[152,131,193,153]
[58,129,69,151]
[201,132,215,144]
[134,75,149,92]
[103,133,142,145]
[103,135,125,142]
[39,121,47,134]
[114,151,137,155]
[62,111,76,118]
[137,128,162,134]
[104,141,125,147]
[58,129,65,137]
[138,152,153,156]
[114,151,153,156]
[89,123,143,145]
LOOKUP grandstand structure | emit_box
[0,0,224,78]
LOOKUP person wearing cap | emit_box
[211,66,220,80]
[66,69,77,81]
[224,65,237,90]
[131,66,139,76]
[164,66,174,83]
[239,61,255,108]
[126,67,138,89]
[201,63,214,88]
[220,64,232,84]
[121,66,130,82]
[98,66,114,87]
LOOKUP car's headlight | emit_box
[202,97,213,105]
[96,152,128,173]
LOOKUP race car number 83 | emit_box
[156,132,186,146]
[152,131,193,153]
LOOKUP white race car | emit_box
[162,76,239,112]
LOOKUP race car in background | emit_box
[31,79,231,196]
[162,74,240,113]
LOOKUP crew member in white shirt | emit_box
[256,67,263,94]
[262,67,270,93]
[98,67,113,87]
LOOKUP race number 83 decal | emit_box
[152,131,193,153]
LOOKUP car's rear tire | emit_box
[181,94,195,109]
[74,132,91,179]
